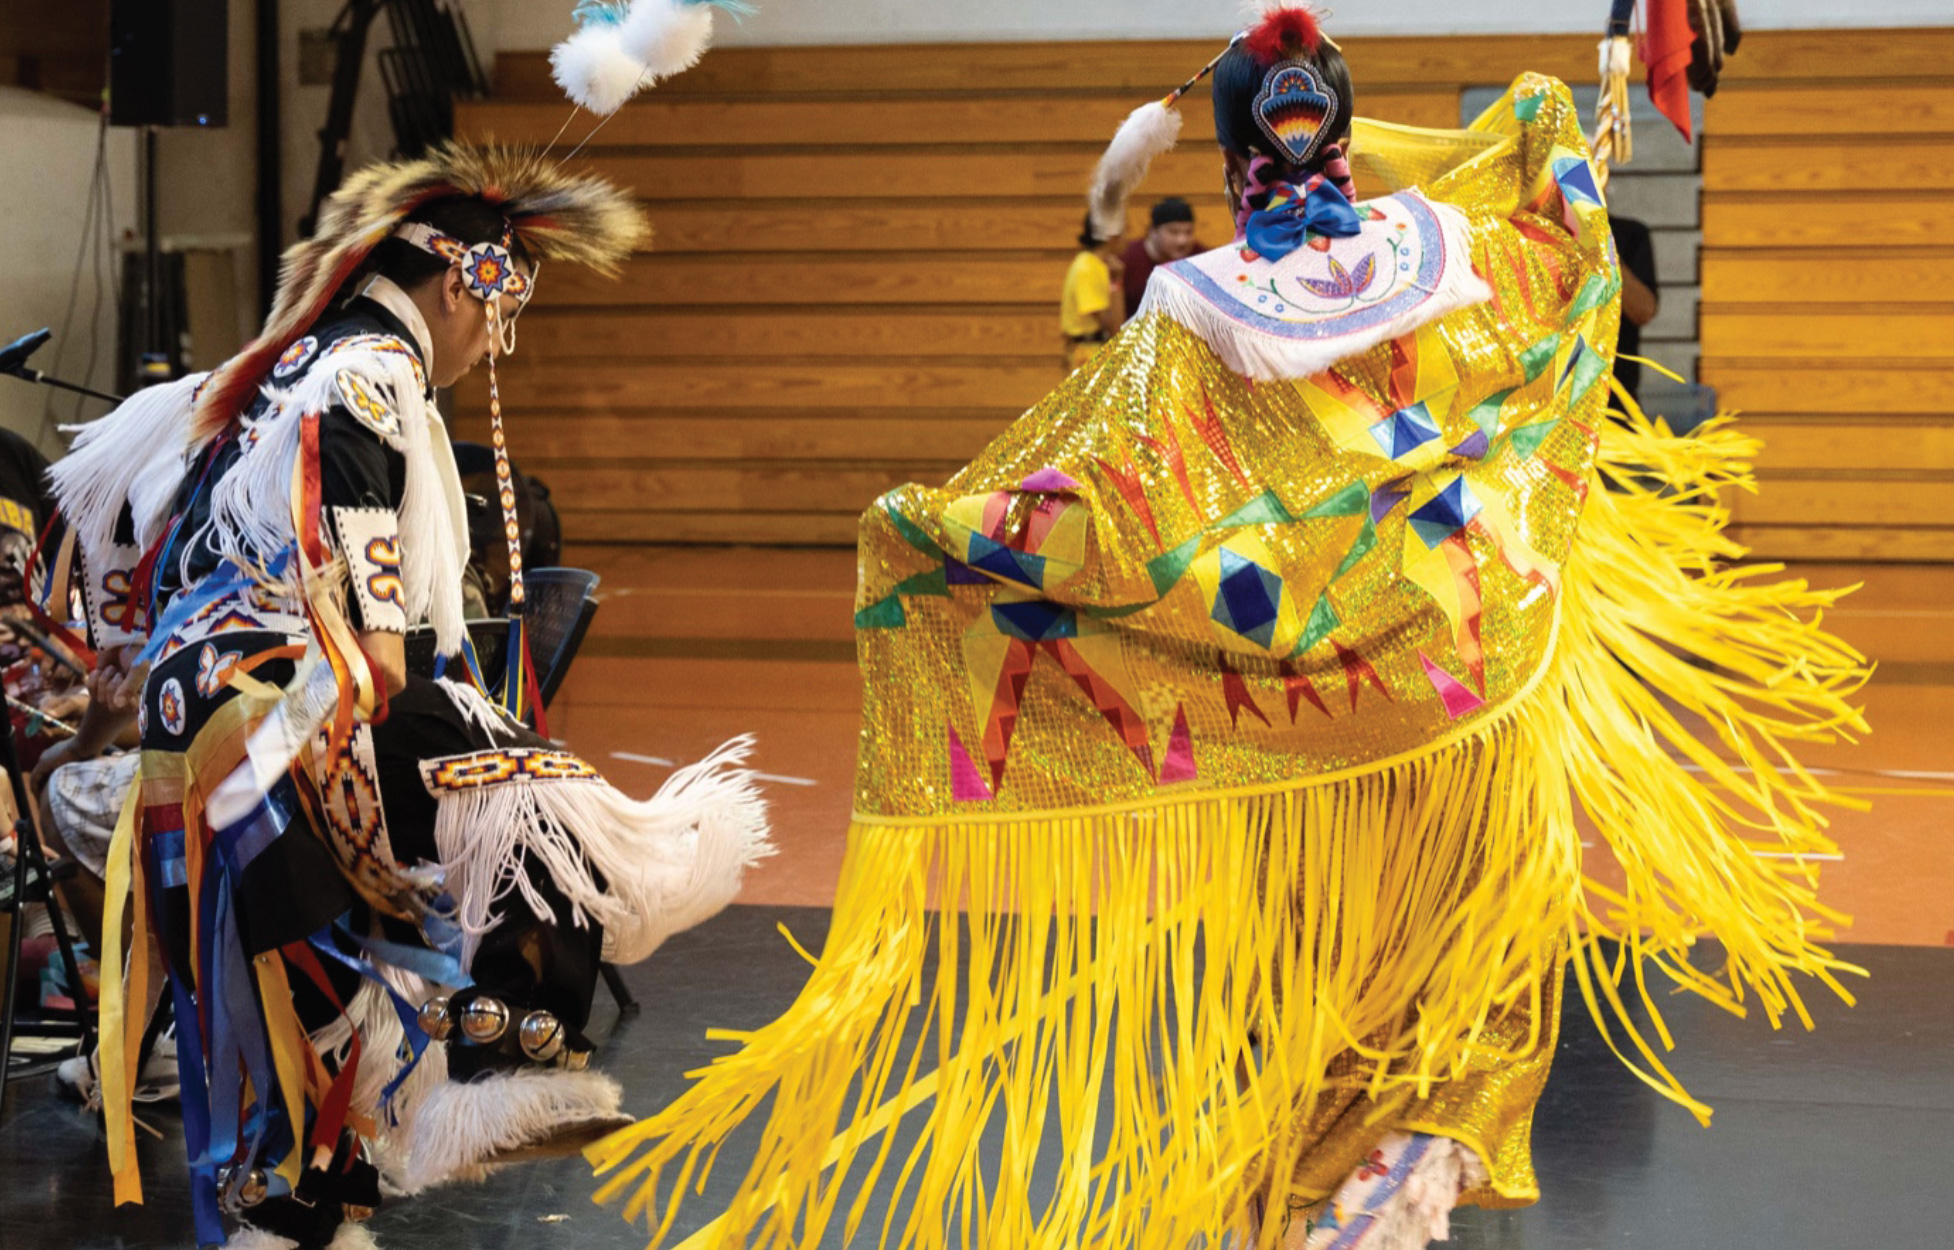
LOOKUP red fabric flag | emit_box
[1641,0,1695,140]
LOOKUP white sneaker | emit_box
[54,1021,181,1108]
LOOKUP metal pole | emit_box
[144,125,161,366]
[255,0,284,314]
[302,0,387,236]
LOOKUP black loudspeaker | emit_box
[109,0,230,128]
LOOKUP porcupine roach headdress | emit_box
[187,143,649,446]
[188,0,752,444]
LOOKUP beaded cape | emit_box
[590,76,1869,1250]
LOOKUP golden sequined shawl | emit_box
[591,76,1869,1249]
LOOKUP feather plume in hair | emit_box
[552,0,753,114]
[189,143,649,445]
[1087,101,1184,242]
[1245,2,1325,64]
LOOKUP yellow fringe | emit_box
[588,394,1870,1249]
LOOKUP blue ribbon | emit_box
[421,895,466,965]
[333,919,464,991]
[1243,180,1365,262]
[309,916,463,1121]
[136,548,294,667]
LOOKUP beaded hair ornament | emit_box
[392,221,539,358]
[1254,62,1339,166]
[389,220,537,655]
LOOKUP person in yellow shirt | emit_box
[1060,212,1126,369]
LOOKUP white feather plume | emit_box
[549,23,652,116]
[619,0,719,79]
[1088,100,1184,241]
[551,0,742,116]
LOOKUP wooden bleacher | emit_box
[457,30,1954,560]
[1699,49,1954,560]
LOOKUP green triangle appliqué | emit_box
[1508,421,1556,459]
[1302,481,1370,519]
[1464,388,1515,437]
[854,594,906,630]
[1147,533,1205,599]
[1520,334,1561,383]
[1332,518,1377,581]
[1290,595,1340,658]
[1217,489,1296,528]
[1562,336,1610,402]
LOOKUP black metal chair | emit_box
[517,568,602,712]
[1,752,94,1085]
[513,570,637,1015]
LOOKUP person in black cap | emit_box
[1118,196,1204,320]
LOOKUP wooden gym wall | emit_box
[455,29,1954,560]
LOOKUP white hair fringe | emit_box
[222,1220,381,1250]
[395,1066,624,1194]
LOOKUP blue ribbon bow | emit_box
[1244,180,1365,262]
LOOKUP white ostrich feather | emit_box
[549,23,652,116]
[619,0,719,79]
[1088,100,1184,240]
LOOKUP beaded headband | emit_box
[392,222,538,310]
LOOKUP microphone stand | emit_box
[0,328,126,407]
[1,367,124,408]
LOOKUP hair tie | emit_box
[1235,154,1287,235]
[1319,143,1356,204]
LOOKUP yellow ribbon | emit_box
[98,782,146,1206]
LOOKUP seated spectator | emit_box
[1061,213,1126,370]
[1119,197,1203,319]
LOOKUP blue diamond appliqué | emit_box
[1408,477,1484,549]
[1368,402,1442,460]
[991,599,1076,642]
[1552,155,1603,208]
[1212,550,1283,647]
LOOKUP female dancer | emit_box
[591,6,1866,1248]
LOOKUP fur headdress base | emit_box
[192,144,648,447]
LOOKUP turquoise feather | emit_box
[574,0,755,25]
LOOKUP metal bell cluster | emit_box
[413,994,585,1067]
[219,1163,269,1211]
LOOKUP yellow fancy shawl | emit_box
[590,76,1869,1249]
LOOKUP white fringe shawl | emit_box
[1135,201,1492,384]
[198,341,468,655]
[429,734,773,968]
[48,370,208,561]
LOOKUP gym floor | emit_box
[2,549,1949,1248]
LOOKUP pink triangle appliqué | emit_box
[948,725,995,802]
[1418,651,1487,720]
[1159,706,1198,783]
